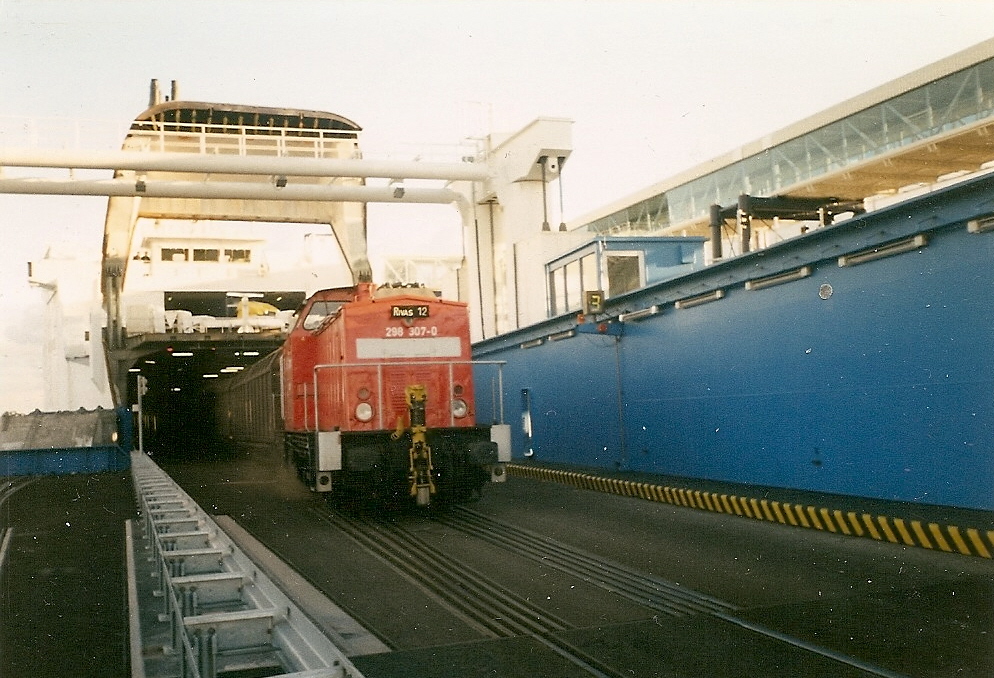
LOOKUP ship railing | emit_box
[310,360,506,433]
[125,121,359,159]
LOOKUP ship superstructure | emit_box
[101,82,367,405]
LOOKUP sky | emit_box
[1,0,992,413]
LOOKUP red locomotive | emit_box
[218,283,509,506]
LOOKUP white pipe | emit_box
[0,176,461,203]
[0,148,489,182]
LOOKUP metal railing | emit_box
[310,360,506,433]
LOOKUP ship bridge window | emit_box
[225,248,252,263]
[161,248,188,262]
[302,300,344,331]
[193,248,220,262]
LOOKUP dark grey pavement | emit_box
[0,473,135,678]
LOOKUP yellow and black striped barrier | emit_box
[507,464,994,559]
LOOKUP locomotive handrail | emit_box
[310,360,506,433]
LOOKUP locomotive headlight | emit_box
[355,402,374,422]
[451,398,468,418]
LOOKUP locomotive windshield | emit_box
[301,300,343,330]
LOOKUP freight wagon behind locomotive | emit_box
[215,283,510,506]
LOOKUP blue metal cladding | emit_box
[0,408,132,476]
[474,173,994,511]
[621,231,994,508]
[474,334,623,464]
[0,446,130,476]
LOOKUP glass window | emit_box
[193,248,220,262]
[565,260,582,312]
[225,249,251,263]
[547,270,558,316]
[581,253,599,296]
[301,300,343,331]
[606,253,642,296]
[549,267,567,316]
[161,248,188,262]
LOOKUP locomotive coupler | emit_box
[403,385,435,506]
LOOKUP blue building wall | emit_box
[474,333,622,465]
[475,173,994,511]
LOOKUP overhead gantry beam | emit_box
[0,176,462,203]
[0,148,490,182]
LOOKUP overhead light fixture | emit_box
[171,351,194,357]
[838,234,928,267]
[675,290,725,310]
[967,214,994,233]
[203,374,219,379]
[242,351,259,357]
[745,267,812,291]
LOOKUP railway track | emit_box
[446,507,912,678]
[310,505,625,677]
[309,503,912,678]
[441,506,736,618]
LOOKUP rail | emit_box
[128,452,364,678]
[310,360,506,433]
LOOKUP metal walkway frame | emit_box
[127,451,367,678]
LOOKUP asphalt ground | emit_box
[162,452,993,678]
[1,455,991,678]
[473,476,994,678]
[0,472,135,678]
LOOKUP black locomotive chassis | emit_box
[285,427,498,503]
